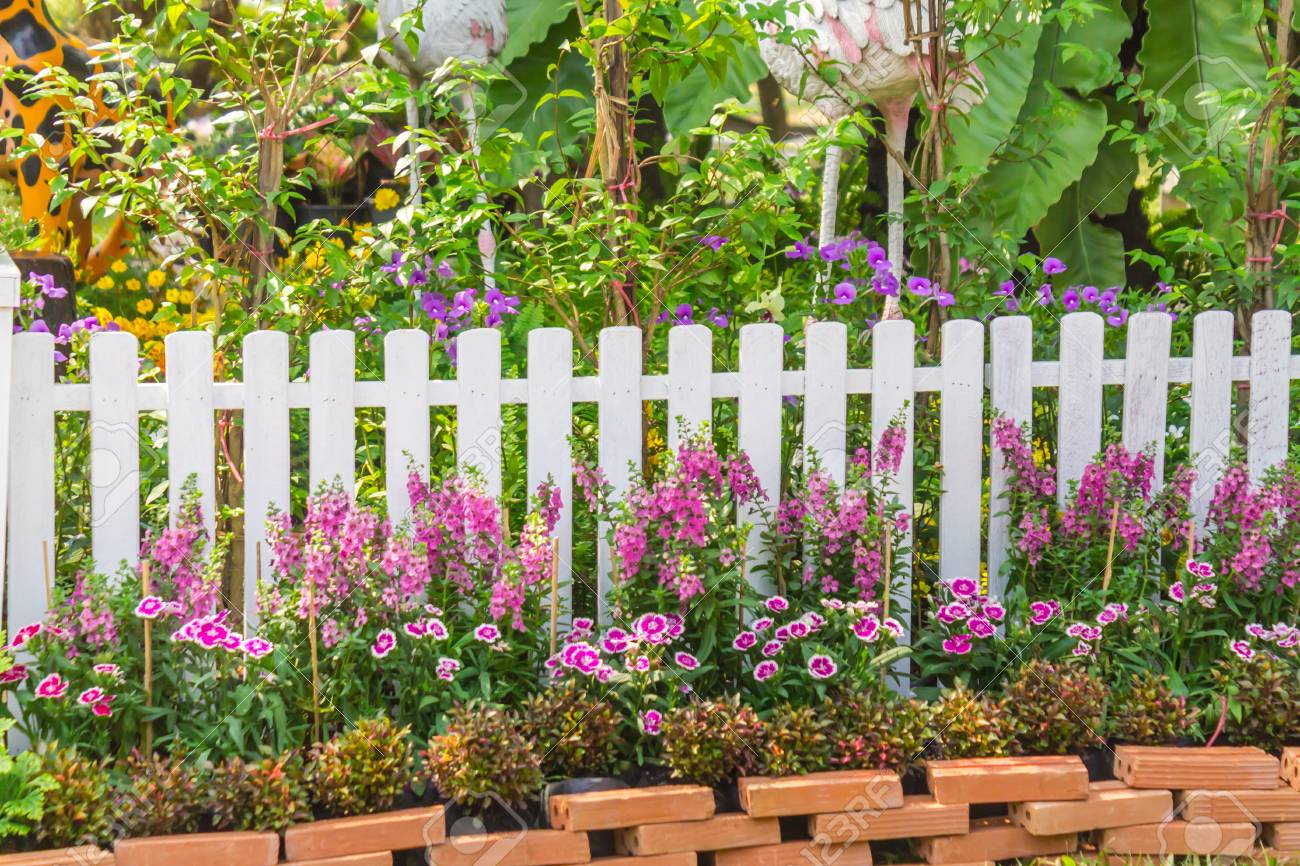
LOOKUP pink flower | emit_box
[853,616,881,642]
[947,577,979,598]
[473,623,501,642]
[633,613,670,645]
[882,618,904,638]
[752,617,774,631]
[10,623,43,648]
[1168,582,1186,603]
[1073,642,1094,657]
[808,654,837,679]
[371,628,397,658]
[674,652,700,670]
[937,602,971,624]
[92,663,121,678]
[640,709,663,735]
[77,687,105,706]
[436,657,461,680]
[595,665,614,683]
[562,642,601,675]
[968,617,995,638]
[942,634,973,655]
[1028,601,1056,625]
[426,618,448,640]
[788,621,810,640]
[1230,640,1254,660]
[35,673,68,699]
[630,655,651,672]
[92,701,113,717]
[0,665,29,684]
[981,601,1006,621]
[134,596,166,619]
[242,637,274,658]
[732,631,757,651]
[761,640,782,658]
[765,596,789,613]
[404,621,427,638]
[753,660,778,681]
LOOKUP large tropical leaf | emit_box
[502,0,575,65]
[1036,0,1131,95]
[660,43,768,138]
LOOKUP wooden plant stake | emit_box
[40,541,52,610]
[305,576,322,745]
[1102,499,1121,593]
[1185,521,1196,565]
[881,524,893,619]
[141,560,154,755]
[548,537,561,657]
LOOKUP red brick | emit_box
[0,849,112,866]
[286,806,445,860]
[1267,823,1300,852]
[554,856,695,866]
[549,785,713,830]
[1179,788,1300,823]
[1099,821,1258,856]
[916,816,1078,864]
[1285,749,1300,792]
[615,814,780,856]
[926,756,1089,805]
[1010,781,1173,835]
[281,854,392,866]
[426,830,589,866]
[115,831,279,866]
[739,771,903,818]
[714,840,872,866]
[808,795,968,842]
[1113,746,1280,790]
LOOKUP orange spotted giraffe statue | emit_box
[0,0,137,281]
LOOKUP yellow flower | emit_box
[179,290,194,305]
[137,299,155,314]
[165,289,179,303]
[373,188,400,211]
[110,260,128,274]
[196,310,216,325]
[126,278,142,292]
[146,269,166,289]
[133,318,153,338]
[92,306,112,325]
[95,276,114,290]
[113,316,131,332]
[304,249,323,270]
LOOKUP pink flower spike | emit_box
[807,654,837,679]
[135,596,166,620]
[35,673,68,699]
[371,628,397,659]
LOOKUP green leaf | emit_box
[502,0,575,65]
[1037,0,1130,95]
[661,44,767,139]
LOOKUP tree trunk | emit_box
[757,74,790,141]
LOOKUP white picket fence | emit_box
[1,303,1297,646]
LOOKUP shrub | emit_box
[1211,654,1300,749]
[519,681,624,779]
[0,719,56,840]
[1001,659,1106,754]
[35,748,114,847]
[423,702,543,811]
[930,683,1011,758]
[1110,673,1198,745]
[309,717,413,818]
[824,687,932,774]
[761,703,831,776]
[211,751,311,831]
[660,695,765,786]
[116,751,210,837]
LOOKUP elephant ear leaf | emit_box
[1037,0,1131,96]
[502,0,575,65]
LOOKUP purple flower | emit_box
[831,281,857,304]
[935,289,955,307]
[707,307,730,328]
[753,659,778,681]
[1037,284,1053,305]
[866,245,888,269]
[435,259,455,279]
[786,238,815,260]
[807,654,837,679]
[1061,288,1081,312]
[907,276,932,296]
[1107,309,1130,327]
[994,279,1016,297]
[380,252,404,276]
[1081,285,1100,304]
[675,651,700,670]
[672,303,693,326]
[1042,257,1067,275]
[699,234,728,251]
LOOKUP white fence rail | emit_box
[4,310,1298,639]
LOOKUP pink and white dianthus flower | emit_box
[752,617,774,631]
[808,654,837,679]
[473,623,501,643]
[753,659,778,681]
[242,637,274,659]
[674,652,699,670]
[968,617,995,638]
[1230,640,1254,660]
[77,687,105,706]
[10,623,42,648]
[761,640,782,658]
[633,613,670,645]
[371,628,397,658]
[0,665,28,684]
[765,596,789,613]
[92,663,121,678]
[135,596,166,620]
[732,631,757,651]
[35,673,68,699]
[947,576,979,598]
[640,709,663,735]
[942,634,973,655]
[852,616,881,642]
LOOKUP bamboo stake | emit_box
[881,524,893,619]
[40,541,52,610]
[548,537,560,657]
[1185,521,1196,565]
[305,576,322,744]
[1102,499,1121,593]
[141,560,153,755]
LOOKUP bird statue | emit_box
[376,0,507,290]
[755,0,981,317]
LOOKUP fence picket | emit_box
[166,332,216,536]
[738,323,783,593]
[804,321,848,484]
[90,332,140,572]
[988,316,1032,598]
[1189,311,1234,530]
[1056,312,1103,506]
[243,331,289,627]
[668,324,713,448]
[871,319,915,667]
[939,319,983,583]
[1122,312,1172,489]
[1248,310,1292,481]
[8,334,54,632]
[528,328,573,620]
[385,329,431,525]
[457,328,503,497]
[310,330,356,492]
[597,327,642,621]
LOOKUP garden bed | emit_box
[13,747,1299,866]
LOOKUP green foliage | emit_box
[660,695,765,786]
[309,718,413,818]
[823,687,932,774]
[520,681,624,779]
[35,748,115,848]
[760,703,831,777]
[1109,673,1199,745]
[1001,660,1107,755]
[929,683,1011,759]
[0,719,56,840]
[1212,654,1300,750]
[210,751,311,832]
[116,751,210,838]
[423,703,543,811]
